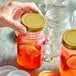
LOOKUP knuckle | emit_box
[8,1,16,6]
[0,14,5,19]
[8,2,13,6]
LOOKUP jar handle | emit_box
[42,40,54,62]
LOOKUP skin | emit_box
[0,1,42,35]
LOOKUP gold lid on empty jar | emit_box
[22,13,46,32]
[62,30,76,50]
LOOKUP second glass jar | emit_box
[45,9,71,56]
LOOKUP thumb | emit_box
[8,19,26,35]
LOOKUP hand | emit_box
[0,1,42,35]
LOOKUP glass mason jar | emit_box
[45,9,71,57]
[17,31,46,69]
[17,13,47,69]
[59,30,76,76]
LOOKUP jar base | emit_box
[17,59,41,70]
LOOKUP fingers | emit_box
[7,1,42,20]
[0,1,42,35]
[23,2,42,15]
[8,19,26,35]
[13,8,24,20]
[11,2,42,19]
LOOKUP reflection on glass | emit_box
[72,10,76,23]
[37,0,47,14]
[52,0,69,8]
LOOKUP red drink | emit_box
[59,30,76,76]
[17,32,46,69]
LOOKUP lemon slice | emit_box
[39,71,58,76]
[67,55,76,69]
[19,43,40,57]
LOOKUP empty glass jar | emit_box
[45,9,71,57]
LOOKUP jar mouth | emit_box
[45,9,69,25]
[22,31,44,40]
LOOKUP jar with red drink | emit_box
[60,30,76,76]
[17,13,47,69]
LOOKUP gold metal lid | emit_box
[22,13,46,32]
[62,30,76,50]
